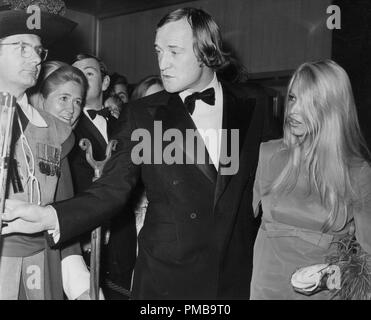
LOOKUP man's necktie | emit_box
[184,87,215,115]
[87,107,112,121]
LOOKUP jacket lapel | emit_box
[80,113,107,151]
[214,82,256,205]
[107,116,118,139]
[155,93,217,184]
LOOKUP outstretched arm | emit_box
[2,106,141,245]
[2,200,58,234]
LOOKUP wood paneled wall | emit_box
[98,0,332,83]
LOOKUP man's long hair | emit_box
[268,60,370,232]
[157,7,229,71]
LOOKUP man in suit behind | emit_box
[69,54,136,299]
[3,7,275,299]
[69,54,112,192]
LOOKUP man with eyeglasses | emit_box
[0,4,93,300]
[0,39,48,58]
[0,36,47,96]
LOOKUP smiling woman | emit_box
[29,60,88,128]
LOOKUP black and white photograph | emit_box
[0,0,370,311]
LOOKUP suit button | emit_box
[190,212,197,219]
[172,180,180,185]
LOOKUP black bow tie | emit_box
[87,107,112,120]
[184,88,215,115]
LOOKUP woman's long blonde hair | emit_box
[270,60,370,232]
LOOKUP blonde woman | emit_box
[251,60,371,299]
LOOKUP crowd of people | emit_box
[0,1,370,300]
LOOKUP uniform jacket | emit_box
[1,106,81,299]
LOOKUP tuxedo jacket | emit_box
[69,113,109,193]
[53,81,276,299]
[68,111,136,291]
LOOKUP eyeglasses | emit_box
[0,41,48,62]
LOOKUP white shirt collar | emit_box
[179,72,219,103]
[84,105,103,112]
[18,94,48,128]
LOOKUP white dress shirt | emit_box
[83,107,108,143]
[179,73,223,169]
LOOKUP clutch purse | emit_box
[291,263,341,295]
[291,235,371,299]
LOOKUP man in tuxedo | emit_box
[3,7,275,299]
[69,53,112,192]
[68,54,136,299]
